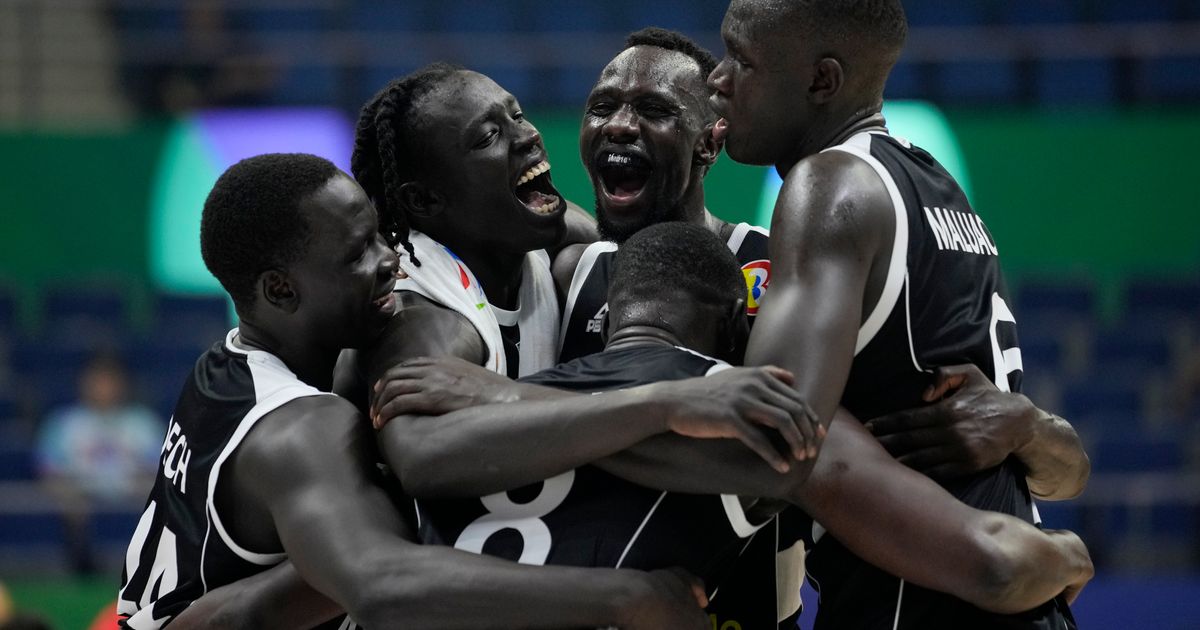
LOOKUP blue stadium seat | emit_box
[1015,281,1098,323]
[903,0,994,27]
[1037,59,1116,105]
[998,0,1080,25]
[938,61,1019,104]
[231,6,333,33]
[0,513,64,546]
[436,1,521,33]
[92,510,145,546]
[883,62,922,101]
[349,3,432,31]
[629,0,726,32]
[1091,434,1184,473]
[1037,501,1082,531]
[521,0,623,32]
[1146,56,1200,102]
[41,286,131,348]
[1093,0,1181,23]
[1092,332,1172,370]
[155,294,230,333]
[0,286,17,338]
[1061,380,1141,419]
[271,62,341,106]
[1124,278,1200,331]
[0,446,35,481]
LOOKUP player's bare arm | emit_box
[550,241,590,305]
[745,150,896,426]
[211,394,709,630]
[169,560,340,630]
[595,407,1094,613]
[865,363,1090,499]
[379,364,816,498]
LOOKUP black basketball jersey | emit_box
[801,131,1073,629]
[117,330,354,630]
[414,345,774,628]
[557,223,771,363]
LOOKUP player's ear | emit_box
[694,120,723,173]
[260,269,299,314]
[809,57,844,104]
[399,181,445,219]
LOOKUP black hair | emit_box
[351,62,464,267]
[625,27,719,84]
[609,222,745,319]
[200,153,338,309]
[776,0,907,54]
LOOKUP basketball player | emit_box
[118,153,719,630]
[709,0,1089,626]
[557,27,769,364]
[544,26,1090,627]
[375,223,1091,630]
[338,63,579,393]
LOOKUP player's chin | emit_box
[724,134,775,167]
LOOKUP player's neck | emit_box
[775,109,887,176]
[604,325,682,353]
[234,324,337,391]
[454,247,527,311]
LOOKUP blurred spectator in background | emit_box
[34,354,163,575]
[0,581,53,630]
[120,0,279,113]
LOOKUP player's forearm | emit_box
[346,546,643,629]
[744,280,861,427]
[792,416,1084,613]
[595,434,806,499]
[1015,406,1090,500]
[169,561,341,630]
[384,387,672,497]
[962,516,1092,613]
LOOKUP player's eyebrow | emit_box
[462,102,506,137]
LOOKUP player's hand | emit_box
[617,568,710,630]
[1044,529,1094,604]
[864,364,1036,481]
[654,365,824,473]
[370,356,517,429]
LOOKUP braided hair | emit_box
[351,62,464,267]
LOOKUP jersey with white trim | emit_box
[117,330,351,630]
[414,345,773,628]
[802,132,1074,629]
[556,222,771,363]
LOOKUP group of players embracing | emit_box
[119,1,1095,629]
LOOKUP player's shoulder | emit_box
[370,291,486,368]
[775,150,893,240]
[551,242,591,296]
[249,395,361,453]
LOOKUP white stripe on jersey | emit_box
[821,133,910,356]
[725,222,769,255]
[557,241,618,355]
[206,331,328,567]
[614,491,668,568]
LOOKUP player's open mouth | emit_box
[596,150,652,206]
[514,159,562,215]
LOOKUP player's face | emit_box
[709,0,811,167]
[581,46,714,243]
[291,174,399,349]
[413,71,566,254]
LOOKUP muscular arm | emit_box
[596,408,1091,613]
[744,153,895,426]
[218,396,704,629]
[169,561,340,630]
[865,364,1090,499]
[552,200,600,258]
[380,365,813,497]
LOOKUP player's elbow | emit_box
[959,515,1044,614]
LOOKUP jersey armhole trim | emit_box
[205,386,329,567]
[725,222,768,254]
[557,241,618,354]
[822,137,910,356]
[720,494,772,538]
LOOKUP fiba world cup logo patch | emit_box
[741,259,771,315]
